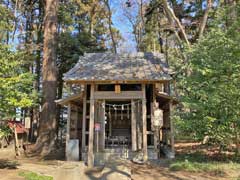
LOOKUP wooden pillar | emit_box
[66,103,71,160]
[131,100,137,151]
[88,84,95,167]
[14,124,20,156]
[137,101,142,150]
[98,100,105,151]
[169,101,175,153]
[94,102,99,151]
[75,106,79,138]
[99,100,105,151]
[109,111,112,137]
[82,86,87,152]
[152,84,159,153]
[142,84,148,162]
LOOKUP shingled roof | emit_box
[63,52,172,83]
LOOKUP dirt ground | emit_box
[0,143,239,180]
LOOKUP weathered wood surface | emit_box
[88,85,95,167]
[66,103,71,160]
[81,86,87,152]
[55,93,83,105]
[131,100,137,151]
[136,101,142,150]
[100,100,105,151]
[94,91,143,100]
[142,84,148,162]
[63,52,171,82]
[169,101,175,153]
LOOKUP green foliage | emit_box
[0,124,12,138]
[19,171,53,180]
[170,160,226,176]
[0,44,37,119]
[0,4,14,42]
[175,5,240,149]
[170,152,240,175]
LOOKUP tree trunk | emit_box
[104,0,117,53]
[162,0,190,46]
[34,0,58,156]
[198,0,212,39]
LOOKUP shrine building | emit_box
[56,52,177,167]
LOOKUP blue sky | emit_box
[110,0,137,52]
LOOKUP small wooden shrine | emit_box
[56,52,177,167]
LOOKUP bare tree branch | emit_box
[162,0,190,47]
[198,0,212,39]
[104,0,117,53]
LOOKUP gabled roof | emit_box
[63,52,172,83]
[8,121,28,133]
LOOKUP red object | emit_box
[94,123,101,131]
[8,121,28,134]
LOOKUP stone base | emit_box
[147,148,158,160]
[66,139,79,161]
[81,147,159,166]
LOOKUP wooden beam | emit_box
[137,101,142,150]
[55,92,83,106]
[88,84,95,167]
[152,84,159,154]
[94,91,143,100]
[115,84,121,93]
[14,124,20,156]
[100,100,105,151]
[169,101,175,154]
[81,86,87,153]
[131,100,137,151]
[65,79,170,85]
[66,103,71,160]
[109,112,112,137]
[75,107,79,139]
[142,84,148,162]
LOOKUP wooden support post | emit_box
[137,102,142,150]
[131,100,137,151]
[66,103,71,160]
[82,86,87,153]
[88,84,95,167]
[169,101,175,154]
[152,84,159,154]
[75,107,79,139]
[100,100,105,151]
[142,84,148,162]
[14,124,20,156]
[109,111,112,137]
[94,102,98,151]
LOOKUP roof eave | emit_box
[63,79,172,84]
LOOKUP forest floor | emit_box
[0,142,240,180]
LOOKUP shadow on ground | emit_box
[85,159,131,180]
[0,159,20,169]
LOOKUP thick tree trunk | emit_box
[34,0,58,156]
